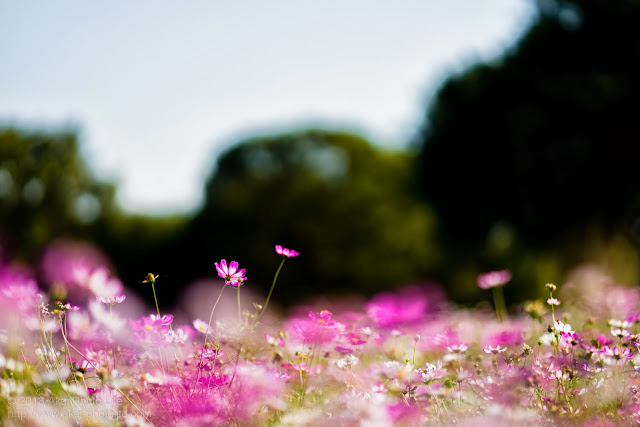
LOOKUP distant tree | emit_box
[415,0,640,256]
[161,129,440,306]
[0,127,187,301]
[0,127,118,260]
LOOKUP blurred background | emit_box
[1,0,639,310]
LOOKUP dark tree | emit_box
[0,127,118,260]
[416,0,640,255]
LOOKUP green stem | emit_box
[204,285,226,347]
[151,282,161,317]
[257,258,286,323]
[492,286,507,323]
[195,284,227,393]
[237,285,242,324]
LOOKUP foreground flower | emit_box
[215,259,247,286]
[477,270,511,290]
[275,244,300,258]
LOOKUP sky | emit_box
[0,1,535,215]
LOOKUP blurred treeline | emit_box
[1,0,639,308]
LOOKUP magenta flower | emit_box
[214,259,247,286]
[477,269,511,290]
[275,245,300,258]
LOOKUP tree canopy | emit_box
[415,0,640,254]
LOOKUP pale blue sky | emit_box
[0,1,535,214]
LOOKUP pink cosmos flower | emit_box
[483,345,507,354]
[55,300,80,312]
[131,314,174,346]
[366,284,445,328]
[149,314,174,325]
[96,294,126,305]
[447,343,469,353]
[193,319,211,334]
[601,345,634,360]
[289,311,341,345]
[275,245,300,258]
[477,269,511,290]
[611,328,630,339]
[547,298,561,306]
[214,259,247,286]
[265,333,285,346]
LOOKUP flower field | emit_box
[2,245,640,426]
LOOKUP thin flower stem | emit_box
[257,258,286,323]
[151,282,161,317]
[194,284,227,396]
[237,285,242,324]
[204,285,226,348]
[492,286,507,322]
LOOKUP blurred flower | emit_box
[546,298,561,306]
[336,354,359,369]
[309,310,335,326]
[265,333,285,346]
[214,259,246,286]
[611,328,630,339]
[131,315,173,346]
[420,361,444,382]
[477,270,511,290]
[89,300,126,332]
[0,265,40,315]
[524,299,547,319]
[554,320,574,334]
[366,284,445,328]
[96,294,126,304]
[275,244,300,258]
[484,345,507,354]
[609,318,632,329]
[447,343,469,353]
[486,328,524,347]
[149,314,173,325]
[165,326,193,345]
[73,266,124,298]
[289,311,342,345]
[193,319,210,334]
[601,345,633,360]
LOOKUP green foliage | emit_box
[0,127,117,259]
[414,0,640,300]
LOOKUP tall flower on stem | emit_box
[256,245,299,324]
[141,273,162,317]
[214,260,247,286]
[545,283,558,323]
[215,259,247,322]
[201,260,247,347]
[477,269,511,322]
